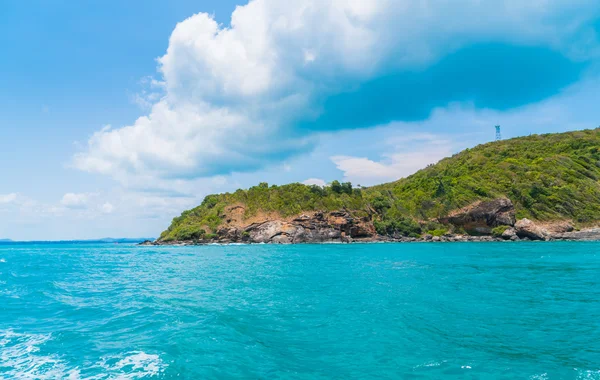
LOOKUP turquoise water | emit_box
[1,242,599,379]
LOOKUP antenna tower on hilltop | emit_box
[495,125,502,141]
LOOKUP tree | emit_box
[331,180,342,194]
[341,182,353,195]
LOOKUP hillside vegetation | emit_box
[159,128,600,242]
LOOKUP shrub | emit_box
[174,225,206,240]
[371,194,392,214]
[374,217,422,237]
[491,225,510,237]
[428,229,448,237]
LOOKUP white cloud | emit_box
[130,76,165,110]
[331,133,454,185]
[302,178,326,186]
[60,193,92,209]
[74,0,600,184]
[211,176,228,186]
[101,202,114,214]
[0,193,17,204]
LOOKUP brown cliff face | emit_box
[215,211,377,244]
[144,195,600,245]
[441,198,515,235]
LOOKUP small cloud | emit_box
[211,176,227,186]
[283,163,292,172]
[60,193,91,209]
[331,133,454,185]
[101,202,114,214]
[0,193,17,204]
[302,178,326,187]
[303,49,316,63]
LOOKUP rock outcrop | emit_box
[213,211,377,244]
[442,198,515,235]
[501,227,518,240]
[543,221,574,235]
[514,218,550,240]
[553,228,600,241]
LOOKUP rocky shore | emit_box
[142,198,600,246]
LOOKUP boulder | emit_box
[442,198,515,235]
[514,219,549,241]
[501,227,517,240]
[271,234,293,244]
[217,227,241,241]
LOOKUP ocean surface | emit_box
[0,242,599,379]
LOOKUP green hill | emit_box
[159,128,600,242]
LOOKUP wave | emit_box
[574,369,600,379]
[0,330,76,379]
[0,330,167,379]
[96,351,165,379]
[530,370,600,379]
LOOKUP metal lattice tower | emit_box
[495,125,501,141]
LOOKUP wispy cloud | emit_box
[0,193,18,204]
[60,193,95,209]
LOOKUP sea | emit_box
[0,242,599,379]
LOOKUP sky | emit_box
[1,0,600,241]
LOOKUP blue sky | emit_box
[1,0,600,240]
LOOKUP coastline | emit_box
[147,200,600,246]
[140,227,600,246]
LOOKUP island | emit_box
[144,128,600,245]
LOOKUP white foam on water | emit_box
[413,360,447,369]
[97,351,166,378]
[530,373,548,380]
[461,365,472,369]
[0,330,167,379]
[0,258,6,263]
[0,330,78,379]
[576,369,600,379]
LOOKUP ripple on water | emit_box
[1,242,600,378]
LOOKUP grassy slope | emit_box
[159,129,600,241]
[373,128,600,222]
[159,182,371,241]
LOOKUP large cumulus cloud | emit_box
[74,0,600,182]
